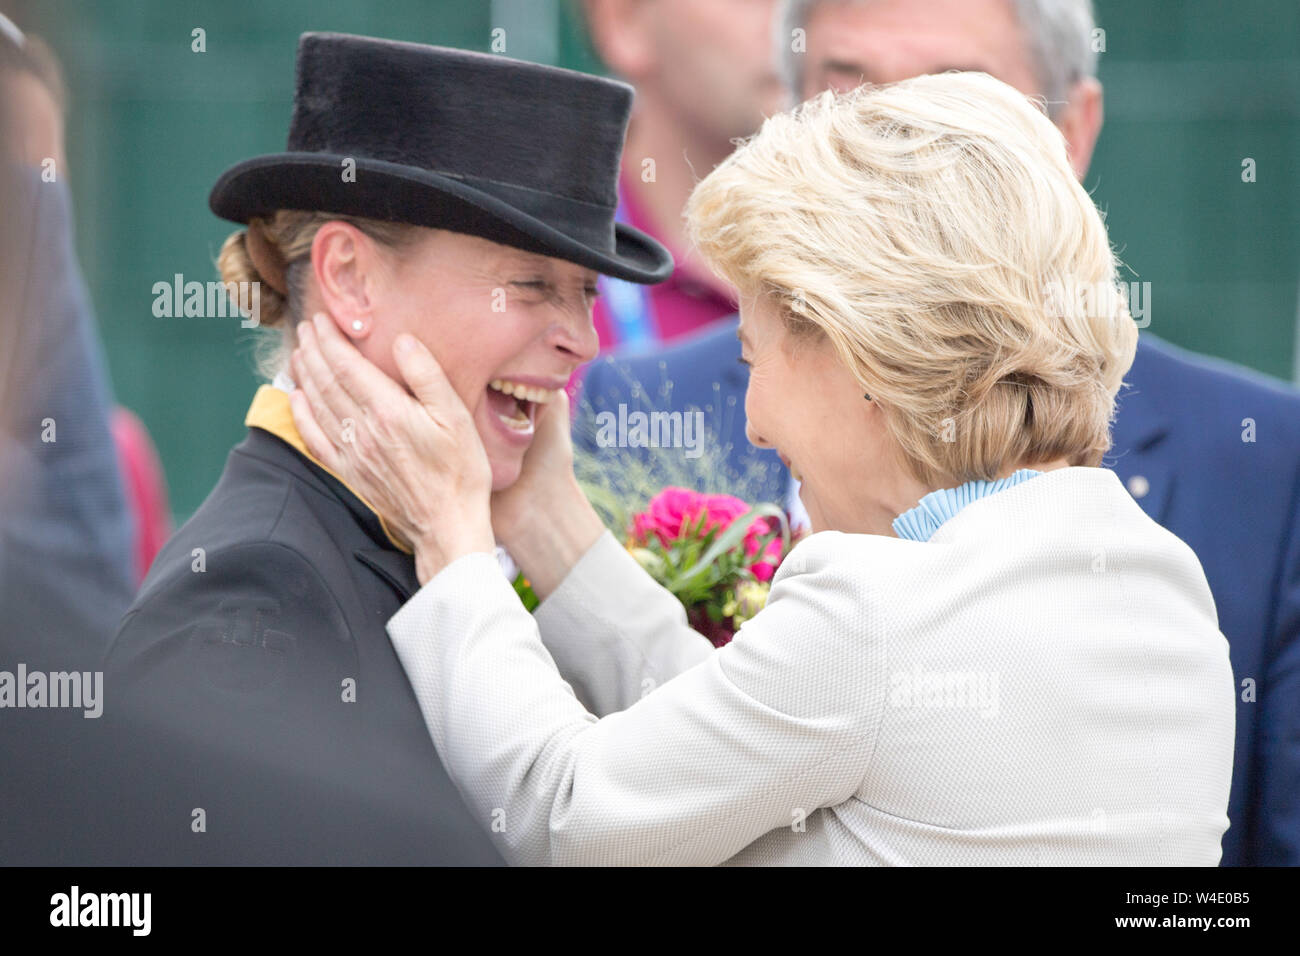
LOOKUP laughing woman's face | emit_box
[736,292,929,536]
[351,229,602,490]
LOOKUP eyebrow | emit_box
[503,249,598,278]
[819,60,997,85]
[501,251,551,271]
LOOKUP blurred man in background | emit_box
[576,0,792,509]
[581,0,786,350]
[581,0,1300,866]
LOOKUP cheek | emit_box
[409,329,486,411]
[786,360,860,472]
[403,300,530,408]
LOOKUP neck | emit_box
[1000,456,1072,479]
[621,90,735,280]
[876,458,1074,537]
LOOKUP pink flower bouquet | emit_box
[625,487,791,647]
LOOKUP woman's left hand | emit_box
[288,312,495,585]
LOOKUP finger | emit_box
[288,387,342,472]
[291,324,347,444]
[292,347,347,460]
[296,317,362,430]
[311,311,410,413]
[391,334,467,425]
[536,386,572,444]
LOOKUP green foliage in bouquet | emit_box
[509,380,799,644]
[628,502,787,611]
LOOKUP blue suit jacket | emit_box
[579,318,1300,866]
[577,321,787,506]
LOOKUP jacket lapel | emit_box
[241,426,423,603]
[354,547,421,602]
[1109,345,1176,525]
[1108,448,1175,526]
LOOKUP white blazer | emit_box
[387,466,1235,865]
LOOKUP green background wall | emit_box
[10,0,1300,522]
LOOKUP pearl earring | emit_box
[351,320,364,333]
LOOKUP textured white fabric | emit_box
[271,368,295,392]
[387,466,1235,866]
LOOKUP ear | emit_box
[582,0,657,79]
[309,221,382,340]
[1056,77,1103,182]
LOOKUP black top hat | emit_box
[209,32,672,284]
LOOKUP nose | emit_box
[746,420,772,449]
[743,382,771,449]
[549,305,600,366]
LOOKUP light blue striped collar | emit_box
[892,469,1043,542]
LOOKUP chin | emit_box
[488,454,525,492]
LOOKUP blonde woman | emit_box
[103,34,671,865]
[290,71,1235,866]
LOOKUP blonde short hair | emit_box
[686,71,1137,487]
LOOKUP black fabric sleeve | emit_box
[90,541,424,864]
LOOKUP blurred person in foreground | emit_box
[0,12,138,865]
[102,33,670,864]
[583,0,1300,866]
[0,13,136,661]
[290,72,1234,866]
[0,14,170,589]
[580,0,785,350]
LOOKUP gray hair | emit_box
[780,0,1098,118]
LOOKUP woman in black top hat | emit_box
[101,32,670,865]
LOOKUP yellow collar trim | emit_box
[244,385,413,554]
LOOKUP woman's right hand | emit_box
[491,387,605,600]
[289,314,496,585]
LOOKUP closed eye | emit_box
[510,279,600,302]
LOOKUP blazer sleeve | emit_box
[532,530,715,716]
[386,536,885,866]
[98,540,388,864]
[1258,461,1300,864]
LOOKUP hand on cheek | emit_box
[288,315,495,585]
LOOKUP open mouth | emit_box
[486,378,560,433]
